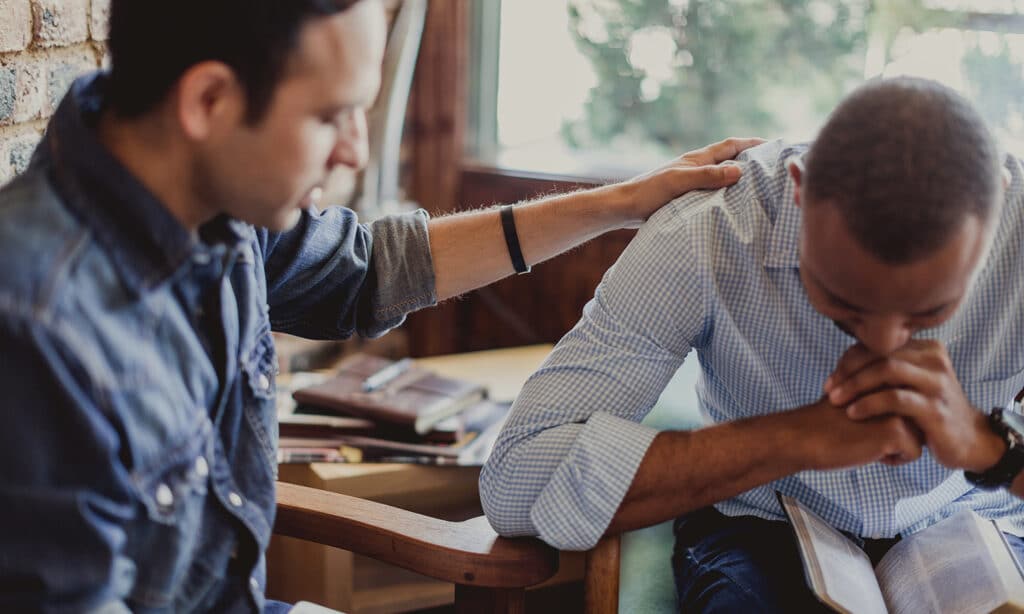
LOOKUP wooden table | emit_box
[266,345,584,613]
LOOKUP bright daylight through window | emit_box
[477,0,1024,178]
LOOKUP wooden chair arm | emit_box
[273,481,559,589]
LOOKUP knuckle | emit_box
[881,355,897,372]
[700,166,725,181]
[885,415,905,432]
[937,352,953,372]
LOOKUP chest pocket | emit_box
[127,419,215,608]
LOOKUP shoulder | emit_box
[988,154,1024,256]
[632,140,803,262]
[0,167,128,351]
[0,168,91,317]
[644,140,802,237]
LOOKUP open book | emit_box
[778,493,1024,614]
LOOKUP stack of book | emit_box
[277,353,511,465]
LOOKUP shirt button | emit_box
[192,252,211,265]
[228,491,244,507]
[194,456,209,478]
[258,373,271,391]
[250,576,260,591]
[155,483,174,507]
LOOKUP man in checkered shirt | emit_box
[481,77,1024,611]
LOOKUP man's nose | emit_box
[856,317,912,356]
[328,109,369,171]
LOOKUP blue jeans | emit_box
[672,507,1024,613]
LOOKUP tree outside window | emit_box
[483,0,1024,176]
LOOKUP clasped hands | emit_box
[819,340,1006,472]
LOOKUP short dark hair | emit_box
[803,77,1002,264]
[107,0,365,124]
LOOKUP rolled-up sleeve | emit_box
[479,197,714,551]
[261,206,436,339]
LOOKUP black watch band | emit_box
[964,408,1024,490]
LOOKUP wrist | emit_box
[966,426,1009,473]
[592,182,641,229]
[768,408,822,472]
[964,407,1024,490]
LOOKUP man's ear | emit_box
[787,158,805,208]
[174,61,244,141]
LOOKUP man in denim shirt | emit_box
[0,0,758,611]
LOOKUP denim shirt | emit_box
[0,73,437,613]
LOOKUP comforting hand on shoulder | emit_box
[613,137,765,227]
[824,340,1006,472]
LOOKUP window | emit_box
[469,0,1024,178]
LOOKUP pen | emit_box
[361,357,413,392]
[277,447,343,463]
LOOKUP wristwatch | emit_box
[964,407,1024,490]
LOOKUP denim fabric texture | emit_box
[0,72,436,612]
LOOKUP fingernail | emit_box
[823,376,834,392]
[829,387,843,404]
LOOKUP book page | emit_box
[875,510,1019,614]
[982,522,1024,611]
[779,494,889,614]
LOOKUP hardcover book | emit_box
[291,353,487,435]
[277,400,511,465]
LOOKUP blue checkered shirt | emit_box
[480,140,1024,551]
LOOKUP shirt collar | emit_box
[43,71,248,294]
[763,152,805,269]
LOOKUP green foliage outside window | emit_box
[564,0,1024,155]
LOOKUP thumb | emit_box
[692,162,742,188]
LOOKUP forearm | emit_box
[607,411,810,534]
[428,136,764,300]
[428,185,627,301]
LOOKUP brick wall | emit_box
[0,0,108,184]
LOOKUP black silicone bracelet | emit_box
[499,205,530,274]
